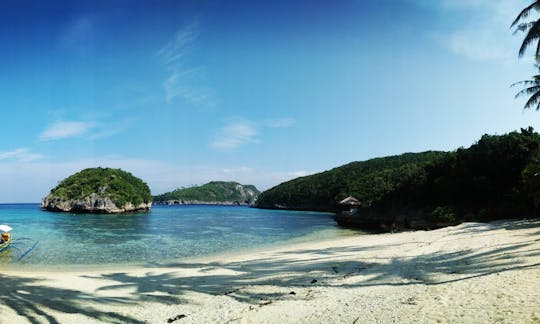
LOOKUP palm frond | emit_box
[515,86,540,99]
[512,80,534,88]
[524,90,540,110]
[511,77,540,87]
[519,20,540,57]
[511,1,539,28]
[513,21,535,35]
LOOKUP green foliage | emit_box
[520,153,540,209]
[256,128,540,223]
[153,181,260,204]
[256,151,447,211]
[48,168,152,207]
[428,206,456,224]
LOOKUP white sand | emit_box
[1,218,540,323]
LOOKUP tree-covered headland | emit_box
[255,129,540,230]
[153,181,260,205]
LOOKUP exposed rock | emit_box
[154,200,248,206]
[41,194,152,213]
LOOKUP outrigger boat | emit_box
[0,224,12,252]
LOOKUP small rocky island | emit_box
[41,167,152,213]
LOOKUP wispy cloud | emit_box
[157,21,215,106]
[211,121,259,149]
[422,0,526,62]
[264,118,296,128]
[223,166,254,174]
[287,170,310,178]
[40,117,133,141]
[157,22,199,65]
[39,121,96,141]
[210,117,296,150]
[0,148,43,162]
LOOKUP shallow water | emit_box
[0,204,358,268]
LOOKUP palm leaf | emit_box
[519,20,540,57]
[511,1,539,28]
[524,89,540,110]
[511,80,538,88]
[515,85,540,99]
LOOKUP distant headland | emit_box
[153,181,260,206]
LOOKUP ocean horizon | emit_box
[0,204,359,269]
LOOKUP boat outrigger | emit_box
[0,224,12,252]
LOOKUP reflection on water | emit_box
[0,204,358,267]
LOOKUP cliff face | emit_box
[41,193,152,213]
[41,167,153,214]
[153,181,260,205]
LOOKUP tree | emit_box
[512,64,540,111]
[512,1,540,58]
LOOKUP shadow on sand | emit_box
[1,218,539,323]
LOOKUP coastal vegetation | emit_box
[255,128,540,230]
[41,167,152,213]
[153,181,260,205]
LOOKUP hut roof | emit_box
[338,196,361,206]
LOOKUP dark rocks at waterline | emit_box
[41,194,152,214]
[153,200,251,206]
[334,208,459,232]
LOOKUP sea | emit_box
[0,204,358,268]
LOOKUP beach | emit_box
[1,218,540,323]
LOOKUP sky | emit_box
[0,0,537,202]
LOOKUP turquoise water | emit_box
[0,204,355,268]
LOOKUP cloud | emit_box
[223,166,254,174]
[157,22,199,65]
[163,67,214,104]
[209,117,295,150]
[40,117,133,141]
[288,170,310,177]
[0,148,43,163]
[211,121,259,149]
[86,117,136,140]
[39,121,96,141]
[157,21,215,106]
[444,30,509,61]
[264,118,296,128]
[421,0,527,62]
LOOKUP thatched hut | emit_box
[337,196,361,214]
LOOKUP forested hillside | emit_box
[255,128,540,230]
[154,181,260,205]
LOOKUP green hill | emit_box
[41,167,152,213]
[255,128,540,230]
[154,181,260,205]
[255,151,448,211]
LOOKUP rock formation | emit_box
[41,167,152,214]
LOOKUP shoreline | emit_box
[1,218,540,323]
[2,225,361,273]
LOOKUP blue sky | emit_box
[0,0,537,202]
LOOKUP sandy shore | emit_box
[1,218,540,323]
